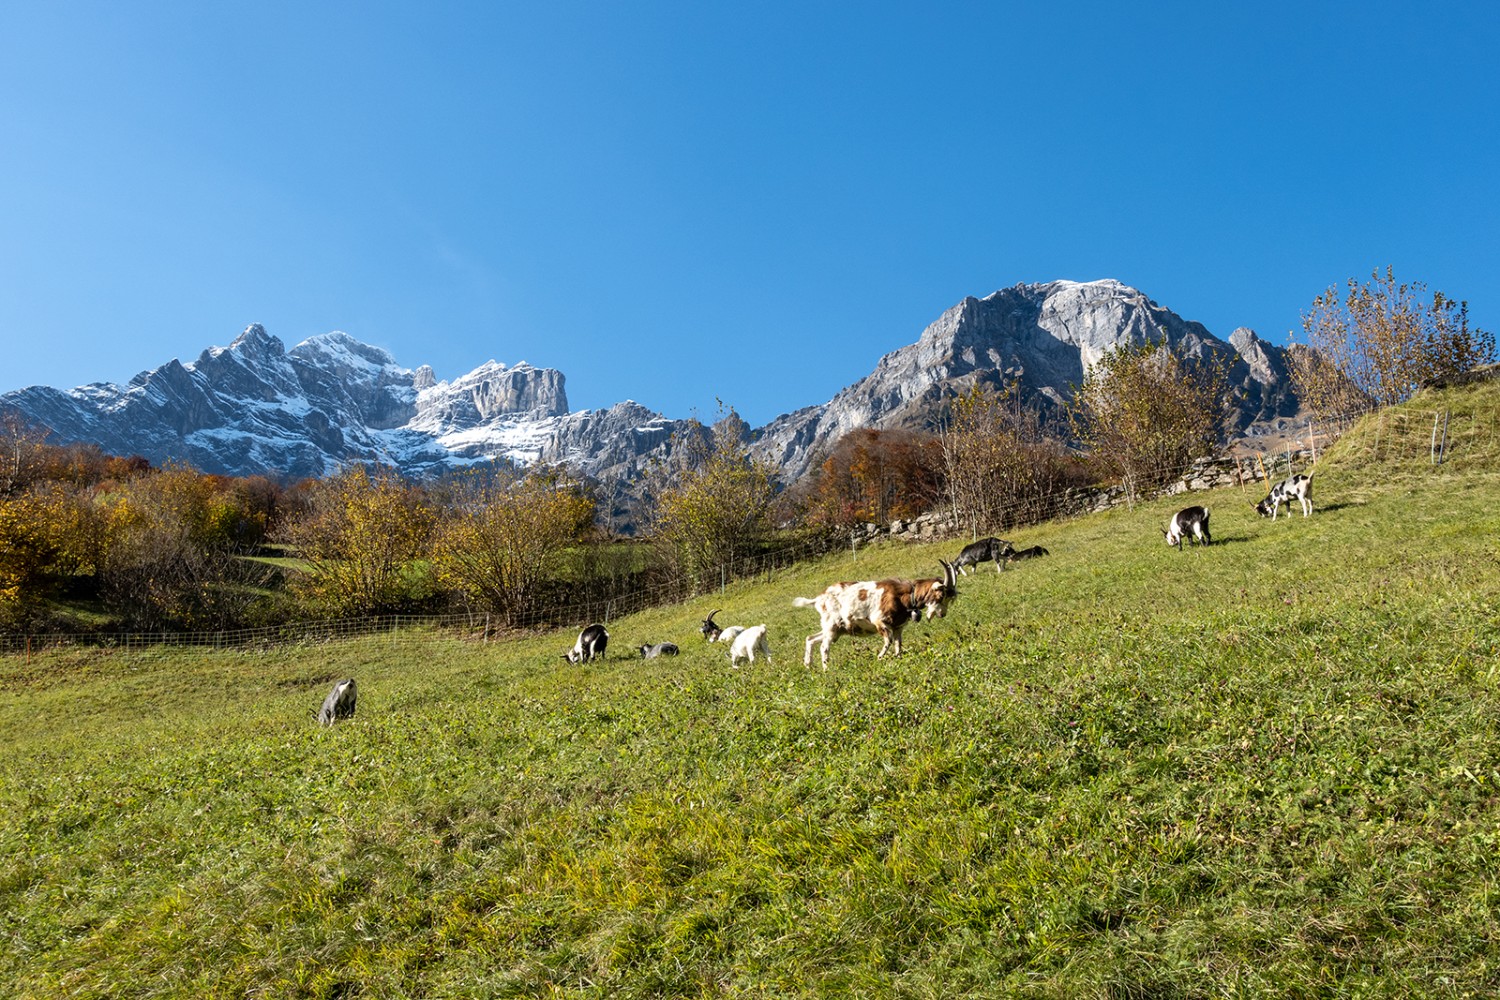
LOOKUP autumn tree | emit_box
[0,484,105,625]
[652,408,778,587]
[942,383,1078,532]
[804,428,944,529]
[96,466,267,629]
[1291,266,1496,417]
[434,465,595,623]
[276,465,436,616]
[1069,341,1228,503]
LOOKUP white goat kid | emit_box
[729,624,771,667]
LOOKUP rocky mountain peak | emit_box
[229,323,283,356]
[0,281,1306,488]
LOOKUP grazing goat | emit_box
[793,560,958,668]
[1163,506,1211,549]
[699,610,747,644]
[729,625,771,667]
[317,678,357,726]
[638,642,679,659]
[1256,472,1314,520]
[1006,545,1050,562]
[953,536,1014,575]
[564,623,609,663]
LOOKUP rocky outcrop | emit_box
[752,280,1305,480]
[1,279,1307,486]
[0,325,660,480]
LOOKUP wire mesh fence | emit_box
[7,400,1489,659]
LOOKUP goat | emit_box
[1163,506,1211,549]
[563,623,609,663]
[715,625,747,645]
[317,678,357,726]
[953,536,1014,575]
[638,642,680,659]
[793,560,958,668]
[1256,472,1314,520]
[728,624,771,667]
[1006,545,1050,562]
[699,610,748,644]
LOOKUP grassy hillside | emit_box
[5,387,1500,998]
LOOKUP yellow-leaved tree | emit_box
[1069,341,1228,504]
[433,465,595,624]
[277,466,436,616]
[652,408,778,589]
[942,382,1077,533]
[1291,266,1495,417]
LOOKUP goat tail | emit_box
[792,597,818,608]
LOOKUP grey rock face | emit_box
[0,326,623,480]
[752,280,1303,480]
[1,280,1304,488]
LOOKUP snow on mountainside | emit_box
[0,281,1305,485]
[0,324,689,480]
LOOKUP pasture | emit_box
[5,410,1500,996]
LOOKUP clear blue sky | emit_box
[3,2,1497,427]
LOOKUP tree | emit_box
[96,467,266,629]
[942,383,1077,532]
[652,408,778,587]
[0,484,105,624]
[433,466,595,623]
[0,411,50,497]
[1291,266,1495,417]
[276,466,436,616]
[806,428,944,529]
[1069,341,1228,503]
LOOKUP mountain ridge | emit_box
[1,280,1305,483]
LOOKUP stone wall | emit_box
[854,451,1315,546]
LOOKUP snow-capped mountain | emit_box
[0,324,689,480]
[0,280,1304,485]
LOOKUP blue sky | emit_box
[3,2,1497,427]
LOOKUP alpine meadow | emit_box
[5,379,1500,998]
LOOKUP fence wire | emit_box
[5,404,1483,659]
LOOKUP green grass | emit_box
[6,390,1500,997]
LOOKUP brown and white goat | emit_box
[792,560,958,668]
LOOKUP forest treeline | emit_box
[4,265,1489,635]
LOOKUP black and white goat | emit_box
[953,536,1014,575]
[1256,472,1314,520]
[638,642,679,659]
[1163,506,1211,549]
[317,678,357,726]
[698,610,746,645]
[564,623,609,663]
